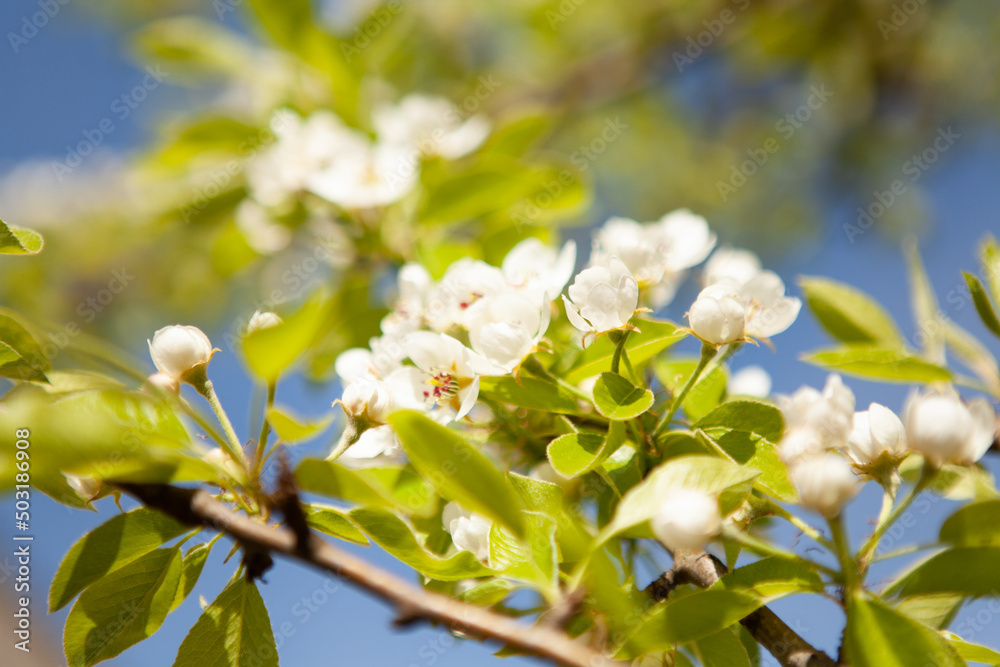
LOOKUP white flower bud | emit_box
[687,282,746,345]
[904,389,996,466]
[341,377,393,423]
[729,366,772,398]
[778,375,856,464]
[247,310,282,334]
[148,325,214,380]
[789,454,860,518]
[845,403,906,465]
[650,488,722,551]
[145,372,179,394]
[562,256,639,334]
[442,502,492,563]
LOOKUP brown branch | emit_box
[645,551,837,667]
[115,482,620,667]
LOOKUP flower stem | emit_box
[654,342,717,437]
[856,462,935,575]
[610,329,631,375]
[829,514,857,594]
[327,417,365,462]
[196,378,247,467]
[765,500,834,550]
[252,381,276,481]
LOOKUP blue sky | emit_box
[3,1,1000,665]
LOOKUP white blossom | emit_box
[148,325,215,380]
[373,93,490,159]
[427,258,509,331]
[234,199,292,254]
[380,263,434,337]
[467,291,550,373]
[386,332,487,421]
[728,366,772,398]
[442,502,492,562]
[340,377,394,423]
[741,271,801,340]
[687,281,747,345]
[845,403,906,465]
[501,238,577,300]
[703,246,762,287]
[339,425,403,467]
[247,310,282,334]
[904,388,996,466]
[778,375,856,464]
[650,488,722,551]
[789,454,861,518]
[307,141,417,209]
[562,256,638,334]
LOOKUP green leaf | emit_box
[507,472,592,561]
[564,318,687,383]
[887,547,1000,597]
[654,359,727,422]
[943,319,1000,396]
[945,633,1000,664]
[389,410,526,537]
[478,375,583,414]
[592,372,654,420]
[0,310,49,370]
[547,433,607,478]
[0,340,47,382]
[630,589,763,646]
[0,218,44,255]
[171,543,212,612]
[304,504,368,545]
[698,429,795,501]
[295,459,437,518]
[906,241,945,363]
[64,547,182,667]
[800,276,903,346]
[965,272,1000,339]
[596,455,758,544]
[983,235,1000,306]
[489,512,558,594]
[50,508,188,612]
[174,575,277,667]
[804,346,952,383]
[266,406,333,444]
[693,627,752,667]
[895,595,965,630]
[242,292,328,382]
[715,556,824,598]
[844,596,964,667]
[456,579,512,606]
[694,400,784,443]
[349,507,490,580]
[940,499,1000,546]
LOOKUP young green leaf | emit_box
[295,459,437,518]
[964,271,1000,339]
[886,547,1000,597]
[655,359,727,422]
[304,504,369,545]
[627,589,763,648]
[905,241,945,362]
[799,276,903,346]
[945,633,1000,664]
[478,375,583,414]
[171,542,212,612]
[694,400,784,443]
[547,432,608,478]
[242,292,328,382]
[939,499,1000,546]
[489,512,559,595]
[50,508,188,612]
[564,318,687,383]
[265,406,333,443]
[64,548,183,667]
[697,429,795,501]
[693,627,752,667]
[174,575,278,667]
[592,372,654,420]
[804,346,952,383]
[389,410,526,537]
[844,596,964,667]
[0,218,44,255]
[349,506,491,580]
[715,556,824,598]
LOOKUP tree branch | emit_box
[645,551,837,667]
[115,482,619,667]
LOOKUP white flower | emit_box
[562,256,638,334]
[386,332,486,421]
[740,271,802,340]
[904,388,996,466]
[380,263,434,337]
[427,258,509,332]
[247,310,282,334]
[234,199,292,255]
[789,454,861,518]
[687,282,747,345]
[501,238,577,300]
[246,110,366,209]
[703,246,762,287]
[442,502,492,562]
[591,217,658,283]
[845,403,906,465]
[778,375,856,463]
[148,325,214,380]
[729,366,772,398]
[650,488,722,551]
[307,141,418,209]
[467,292,550,373]
[145,372,179,394]
[340,377,393,423]
[647,208,717,282]
[338,425,402,467]
[373,93,490,159]
[335,348,378,384]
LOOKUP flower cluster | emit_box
[778,375,997,517]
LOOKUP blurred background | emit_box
[2,0,1000,664]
